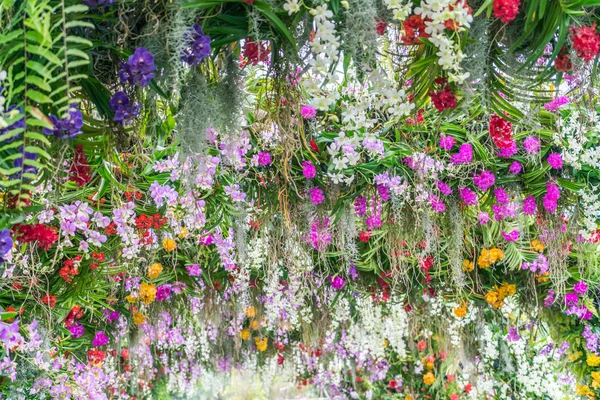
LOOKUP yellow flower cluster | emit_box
[245,306,256,319]
[423,372,435,386]
[485,282,516,309]
[178,227,188,239]
[576,384,596,398]
[477,248,504,268]
[453,302,468,318]
[592,371,600,389]
[139,282,157,304]
[162,238,177,252]
[255,337,268,352]
[462,259,474,272]
[531,239,545,253]
[133,311,146,325]
[588,353,600,367]
[240,329,250,340]
[147,263,163,279]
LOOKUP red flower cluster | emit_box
[241,39,270,67]
[492,0,520,24]
[60,256,82,283]
[87,349,106,365]
[90,251,105,269]
[555,48,573,72]
[489,114,514,148]
[69,145,91,187]
[407,109,425,125]
[402,15,429,45]
[430,86,458,112]
[124,187,143,202]
[135,213,167,231]
[41,293,57,308]
[571,24,600,62]
[359,231,371,243]
[13,224,58,250]
[375,18,387,36]
[64,305,84,328]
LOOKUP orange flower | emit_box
[423,372,435,386]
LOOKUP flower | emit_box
[493,0,520,23]
[587,353,600,367]
[109,91,140,125]
[0,229,12,262]
[257,151,272,166]
[531,239,545,252]
[240,329,250,340]
[453,303,467,317]
[507,326,520,342]
[133,311,146,326]
[542,182,560,214]
[162,238,177,252]
[439,135,455,150]
[329,275,345,290]
[430,86,457,112]
[68,322,84,339]
[462,259,474,272]
[255,337,268,351]
[147,263,163,279]
[571,24,600,62]
[423,372,435,386]
[543,96,569,111]
[302,160,317,179]
[92,331,109,347]
[547,153,563,169]
[301,105,317,119]
[489,114,513,149]
[43,107,83,139]
[473,170,495,191]
[450,143,473,165]
[509,161,522,174]
[83,0,114,7]
[119,47,156,87]
[359,231,371,243]
[181,24,211,65]
[523,136,540,154]
[478,248,504,268]
[309,187,325,205]
[139,282,157,304]
[437,180,452,196]
[574,280,587,294]
[186,264,202,276]
[523,195,537,215]
[502,229,519,242]
[459,187,477,206]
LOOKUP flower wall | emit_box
[0,0,599,399]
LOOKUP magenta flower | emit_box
[450,143,473,165]
[542,182,560,214]
[494,187,509,204]
[509,161,522,174]
[302,160,316,179]
[437,180,452,196]
[507,327,521,342]
[439,135,455,150]
[301,105,317,119]
[257,151,272,166]
[92,331,109,347]
[574,280,587,294]
[544,290,555,307]
[497,141,518,158]
[543,96,569,111]
[478,211,491,224]
[502,229,519,242]
[429,195,446,213]
[354,196,367,217]
[564,293,579,307]
[377,184,390,202]
[547,153,563,169]
[198,234,213,246]
[329,275,345,290]
[523,136,540,154]
[68,322,84,339]
[186,264,202,276]
[309,187,325,205]
[523,195,537,215]
[459,187,477,206]
[473,170,495,191]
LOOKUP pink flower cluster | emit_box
[450,143,473,165]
